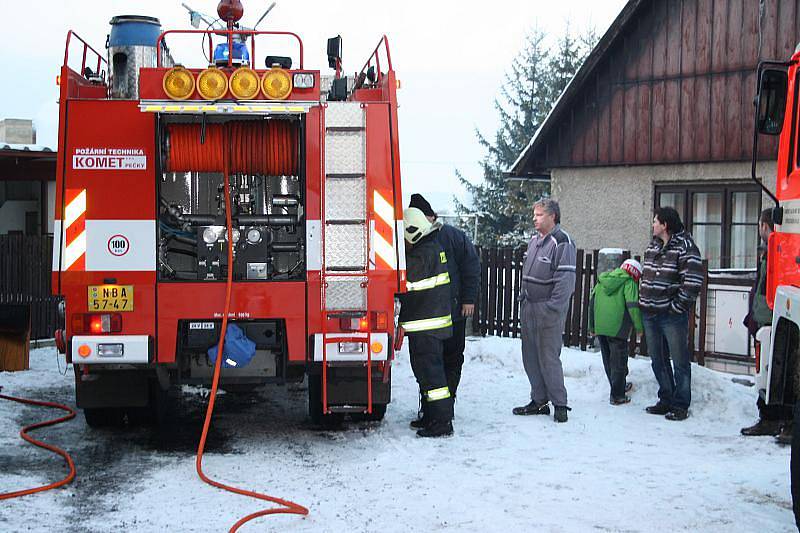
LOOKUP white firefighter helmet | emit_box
[403,207,432,244]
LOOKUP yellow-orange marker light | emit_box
[229,67,260,100]
[371,342,383,354]
[162,66,195,100]
[196,68,228,100]
[77,344,92,358]
[261,67,292,100]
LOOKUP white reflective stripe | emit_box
[373,231,396,268]
[373,191,394,226]
[426,387,451,401]
[400,314,453,332]
[63,230,86,270]
[306,220,321,270]
[52,220,62,271]
[64,190,86,229]
[406,272,450,291]
[396,221,406,270]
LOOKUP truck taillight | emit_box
[340,316,369,331]
[338,311,388,331]
[71,313,122,334]
[372,311,388,330]
[755,340,761,371]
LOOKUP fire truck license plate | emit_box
[88,285,134,312]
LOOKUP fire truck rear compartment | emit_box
[179,319,296,385]
[157,117,305,282]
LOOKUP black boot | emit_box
[777,422,794,445]
[513,400,550,416]
[409,393,427,429]
[554,405,571,423]
[409,415,427,429]
[665,408,689,421]
[741,418,782,436]
[645,402,671,415]
[416,419,453,438]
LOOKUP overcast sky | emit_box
[0,0,626,212]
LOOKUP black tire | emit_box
[792,400,800,530]
[220,384,260,395]
[147,382,175,427]
[351,403,388,422]
[307,373,344,428]
[83,408,124,428]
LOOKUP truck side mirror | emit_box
[327,36,342,70]
[757,69,788,135]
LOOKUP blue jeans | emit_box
[642,311,691,410]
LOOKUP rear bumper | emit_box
[71,335,151,364]
[312,332,389,362]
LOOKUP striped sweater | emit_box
[639,231,704,314]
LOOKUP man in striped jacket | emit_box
[639,206,704,421]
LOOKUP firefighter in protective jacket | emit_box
[397,207,454,437]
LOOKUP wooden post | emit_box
[501,248,513,337]
[488,247,499,336]
[569,249,585,347]
[0,304,31,371]
[579,253,593,351]
[476,247,489,336]
[512,246,524,338]
[696,259,709,366]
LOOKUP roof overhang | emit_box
[508,0,644,178]
[0,149,57,181]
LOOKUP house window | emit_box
[655,184,761,269]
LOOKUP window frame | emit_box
[654,183,762,269]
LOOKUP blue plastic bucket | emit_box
[108,15,162,47]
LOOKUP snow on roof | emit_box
[0,143,55,153]
[598,248,626,254]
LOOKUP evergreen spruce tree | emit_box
[455,26,596,246]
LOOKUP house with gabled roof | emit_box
[509,0,800,366]
[509,0,800,270]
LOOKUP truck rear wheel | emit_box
[307,373,344,428]
[351,404,387,422]
[83,407,124,427]
[793,400,800,529]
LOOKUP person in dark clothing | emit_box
[396,207,455,438]
[639,206,704,422]
[741,208,793,443]
[408,193,480,401]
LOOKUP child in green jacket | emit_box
[589,259,644,405]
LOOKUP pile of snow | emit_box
[0,340,795,532]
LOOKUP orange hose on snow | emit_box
[193,124,308,532]
[0,391,76,500]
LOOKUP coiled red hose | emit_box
[0,391,76,500]
[193,123,308,532]
[166,121,298,176]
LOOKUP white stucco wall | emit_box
[549,161,777,257]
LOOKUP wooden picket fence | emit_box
[0,235,61,340]
[472,247,709,364]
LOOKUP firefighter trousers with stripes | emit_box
[409,333,454,423]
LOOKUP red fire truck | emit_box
[752,47,800,521]
[53,3,405,427]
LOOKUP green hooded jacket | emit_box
[589,267,644,339]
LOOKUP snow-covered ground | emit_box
[0,338,795,532]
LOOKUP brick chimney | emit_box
[0,118,36,144]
